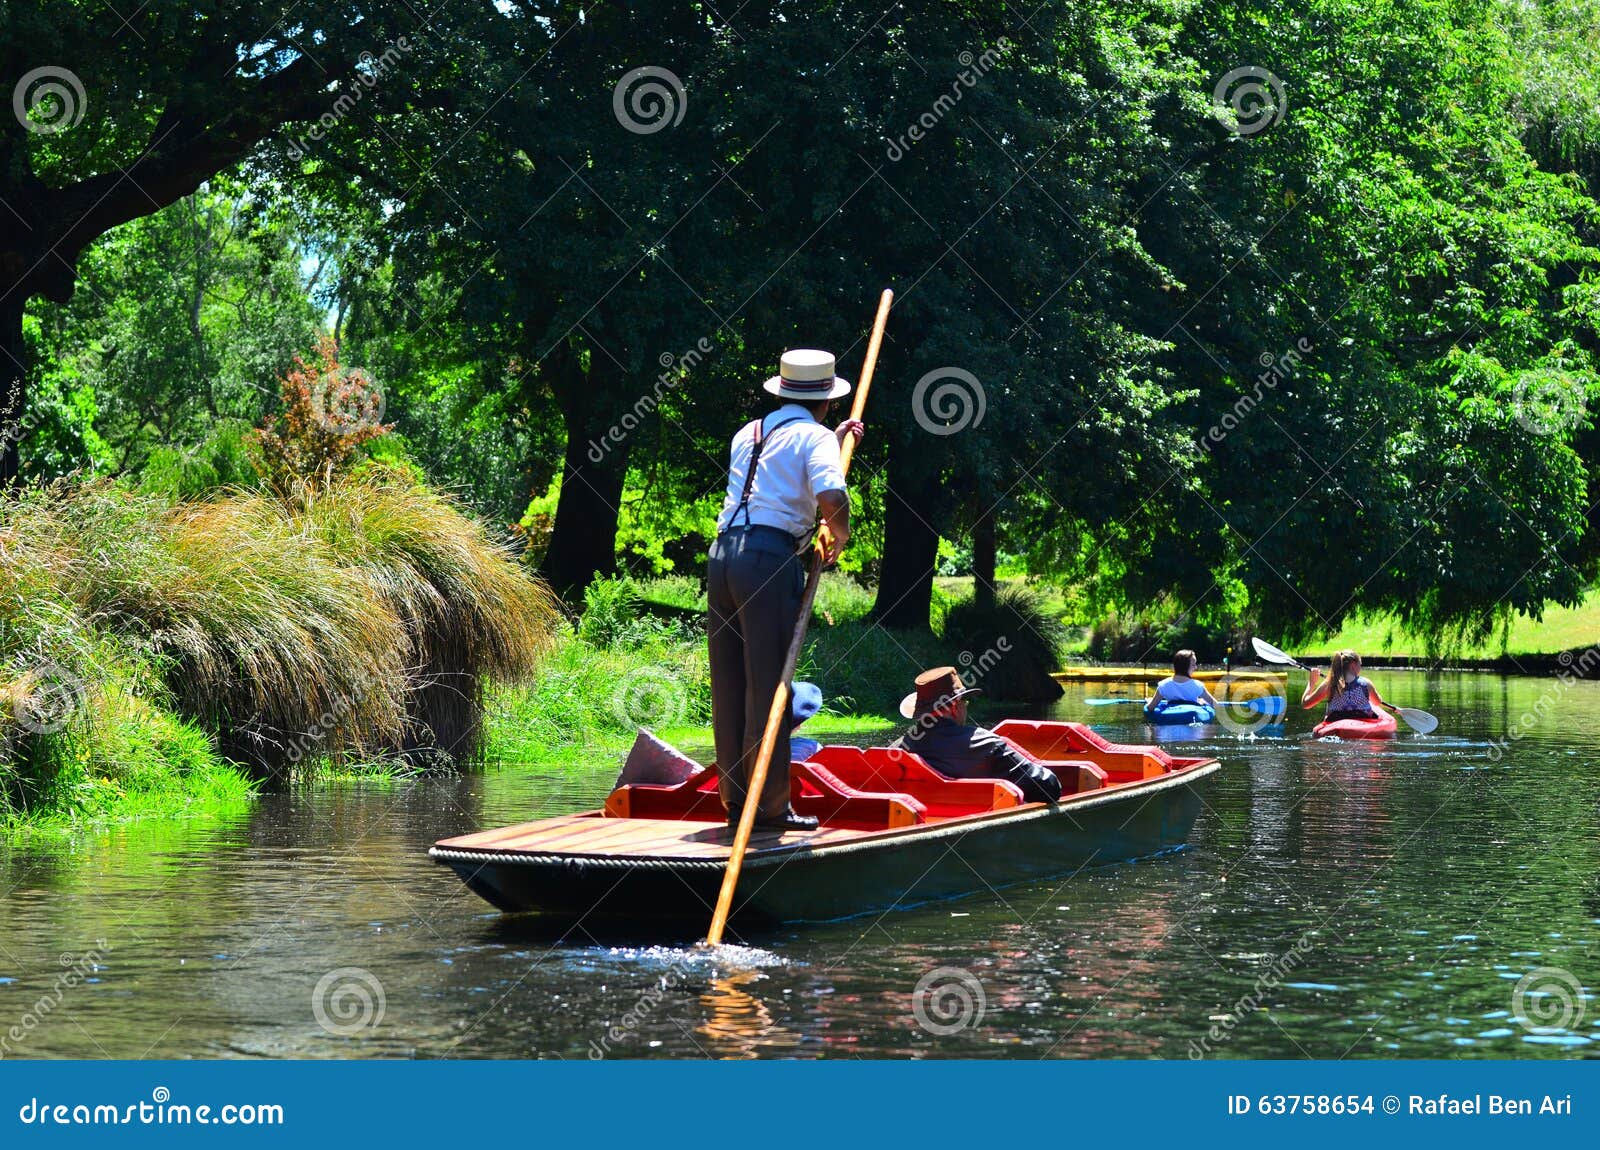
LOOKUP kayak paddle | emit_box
[1249,637,1439,734]
[1083,697,1147,706]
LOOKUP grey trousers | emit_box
[706,526,805,819]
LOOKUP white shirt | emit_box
[717,404,847,537]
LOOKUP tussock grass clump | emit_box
[941,584,1068,703]
[299,474,562,761]
[1,475,560,790]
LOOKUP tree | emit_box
[1,1,487,481]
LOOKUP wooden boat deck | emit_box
[436,813,867,861]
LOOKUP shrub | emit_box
[941,584,1069,702]
[253,338,390,497]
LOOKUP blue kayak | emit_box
[1145,701,1215,726]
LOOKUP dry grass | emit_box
[1,475,559,779]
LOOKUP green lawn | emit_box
[1302,592,1600,658]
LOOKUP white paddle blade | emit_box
[1395,707,1439,735]
[1251,637,1299,666]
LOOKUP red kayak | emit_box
[1312,710,1397,739]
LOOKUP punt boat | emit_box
[430,719,1220,930]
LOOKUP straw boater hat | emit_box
[764,348,852,402]
[899,665,984,720]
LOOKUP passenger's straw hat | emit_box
[763,348,852,402]
[899,666,983,720]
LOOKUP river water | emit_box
[1,671,1596,1059]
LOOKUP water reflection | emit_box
[0,670,1595,1058]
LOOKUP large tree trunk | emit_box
[973,506,996,609]
[539,373,630,599]
[873,448,940,630]
[1,295,26,485]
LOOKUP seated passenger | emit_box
[891,666,1062,804]
[789,680,823,765]
[1145,648,1218,715]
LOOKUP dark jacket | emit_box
[893,716,1062,803]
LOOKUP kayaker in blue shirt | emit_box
[1301,649,1388,720]
[1144,649,1218,716]
[891,666,1063,804]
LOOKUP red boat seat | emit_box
[789,762,924,829]
[806,745,1026,817]
[603,764,925,830]
[990,719,1176,784]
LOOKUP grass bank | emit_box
[1,473,559,831]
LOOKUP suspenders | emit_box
[730,414,805,530]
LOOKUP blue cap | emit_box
[790,681,822,727]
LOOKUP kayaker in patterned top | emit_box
[1300,648,1388,721]
[891,666,1063,804]
[1144,648,1218,717]
[707,349,864,833]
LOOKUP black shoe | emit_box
[725,806,742,828]
[754,808,819,832]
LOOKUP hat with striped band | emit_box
[763,348,852,401]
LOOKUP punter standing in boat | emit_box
[708,349,863,832]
